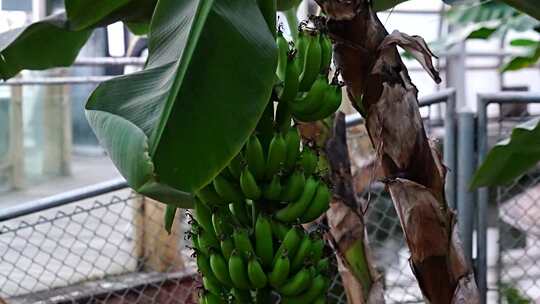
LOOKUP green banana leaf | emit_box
[65,0,157,30]
[0,13,92,80]
[500,0,540,20]
[86,0,277,208]
[471,118,540,189]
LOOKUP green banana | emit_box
[220,236,235,260]
[231,288,252,304]
[247,256,268,289]
[293,82,342,122]
[320,33,333,73]
[265,133,287,179]
[283,127,301,173]
[246,135,266,181]
[290,75,328,116]
[291,235,313,272]
[299,147,318,177]
[274,226,302,263]
[164,205,177,234]
[230,201,251,227]
[209,251,233,287]
[228,153,244,180]
[278,51,300,104]
[281,170,305,202]
[313,297,327,304]
[300,183,332,223]
[278,267,312,296]
[228,250,251,290]
[316,257,330,272]
[275,177,319,222]
[204,292,225,304]
[233,228,255,258]
[214,175,244,202]
[275,100,293,133]
[198,228,219,254]
[240,167,262,200]
[271,218,289,241]
[276,30,289,81]
[281,274,327,304]
[295,29,308,71]
[197,183,226,206]
[310,238,325,262]
[268,252,290,288]
[255,215,274,269]
[299,31,322,92]
[212,208,234,237]
[196,251,216,281]
[203,275,225,297]
[194,199,216,238]
[191,232,200,251]
[263,175,282,201]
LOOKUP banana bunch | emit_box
[275,27,341,123]
[192,202,330,304]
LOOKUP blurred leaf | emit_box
[126,21,149,35]
[471,118,540,189]
[510,38,538,46]
[501,39,540,71]
[86,0,277,207]
[0,13,92,80]
[500,0,540,20]
[65,0,158,30]
[467,27,497,39]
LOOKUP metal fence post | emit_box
[444,89,457,209]
[457,111,475,264]
[476,95,489,304]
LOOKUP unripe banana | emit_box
[274,226,302,263]
[275,101,293,133]
[191,232,200,251]
[204,292,225,304]
[228,153,244,180]
[295,30,308,72]
[316,257,330,272]
[283,127,301,173]
[164,205,177,234]
[299,147,318,177]
[278,267,312,296]
[276,30,289,81]
[247,256,268,288]
[214,175,244,202]
[275,177,319,222]
[246,135,266,180]
[271,218,289,240]
[281,170,305,202]
[263,175,282,201]
[231,288,252,304]
[254,215,274,269]
[278,51,300,104]
[212,208,234,237]
[265,133,286,179]
[228,250,251,290]
[203,275,225,297]
[300,183,331,223]
[197,251,217,281]
[233,228,255,258]
[194,199,216,238]
[230,201,251,227]
[298,31,322,92]
[220,236,235,261]
[209,251,233,287]
[320,33,333,73]
[293,82,342,122]
[290,75,328,116]
[313,297,327,304]
[197,183,226,206]
[281,274,327,304]
[240,167,262,200]
[198,228,219,254]
[310,238,325,262]
[268,252,290,288]
[291,235,313,272]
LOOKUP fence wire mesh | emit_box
[0,99,449,304]
[487,105,540,303]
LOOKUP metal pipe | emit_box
[457,111,475,263]
[0,178,128,222]
[444,89,457,209]
[476,95,489,304]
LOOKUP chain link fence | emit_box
[0,89,455,303]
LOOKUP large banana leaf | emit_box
[65,0,157,30]
[86,0,277,208]
[471,118,540,188]
[0,13,91,80]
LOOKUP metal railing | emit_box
[0,89,457,303]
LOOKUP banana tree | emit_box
[0,0,482,303]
